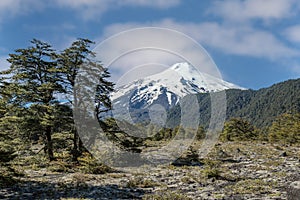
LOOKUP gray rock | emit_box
[287,181,300,200]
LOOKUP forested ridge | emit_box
[167,78,300,129]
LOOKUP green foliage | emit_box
[151,127,174,141]
[57,38,114,161]
[239,79,300,128]
[202,159,222,179]
[127,177,160,188]
[143,191,192,200]
[101,118,145,150]
[196,126,205,140]
[203,167,221,179]
[0,98,23,163]
[0,166,18,187]
[48,160,72,173]
[77,152,113,174]
[0,38,114,163]
[268,112,300,144]
[167,79,300,129]
[0,39,62,161]
[0,142,16,162]
[225,178,277,195]
[0,38,117,188]
[221,118,258,141]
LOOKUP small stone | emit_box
[280,152,287,157]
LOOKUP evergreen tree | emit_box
[57,38,114,161]
[0,97,19,162]
[0,39,62,161]
[221,118,258,141]
[268,112,300,144]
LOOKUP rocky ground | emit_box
[0,141,299,199]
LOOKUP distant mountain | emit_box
[110,62,243,123]
[109,62,299,129]
[167,78,300,128]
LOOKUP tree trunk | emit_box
[45,126,55,161]
[79,137,85,153]
[72,129,83,162]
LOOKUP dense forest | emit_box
[167,78,300,129]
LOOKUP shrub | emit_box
[143,191,192,200]
[220,118,258,141]
[78,152,113,174]
[268,113,300,144]
[127,177,160,188]
[196,126,205,140]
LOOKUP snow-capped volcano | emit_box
[111,62,244,111]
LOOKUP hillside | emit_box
[167,78,300,128]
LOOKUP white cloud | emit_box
[100,19,299,60]
[284,25,300,43]
[54,0,181,20]
[190,23,298,60]
[92,19,300,84]
[55,0,180,9]
[53,0,109,20]
[109,49,187,85]
[0,0,181,22]
[209,0,297,23]
[0,0,44,23]
[119,0,181,8]
[94,25,219,84]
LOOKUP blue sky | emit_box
[0,0,300,89]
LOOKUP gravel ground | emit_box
[0,141,299,199]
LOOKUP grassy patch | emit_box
[77,153,114,174]
[127,176,161,188]
[0,165,23,186]
[225,178,277,195]
[143,191,192,200]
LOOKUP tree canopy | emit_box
[268,112,300,144]
[0,38,114,161]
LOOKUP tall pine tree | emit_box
[57,38,114,161]
[0,39,62,161]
